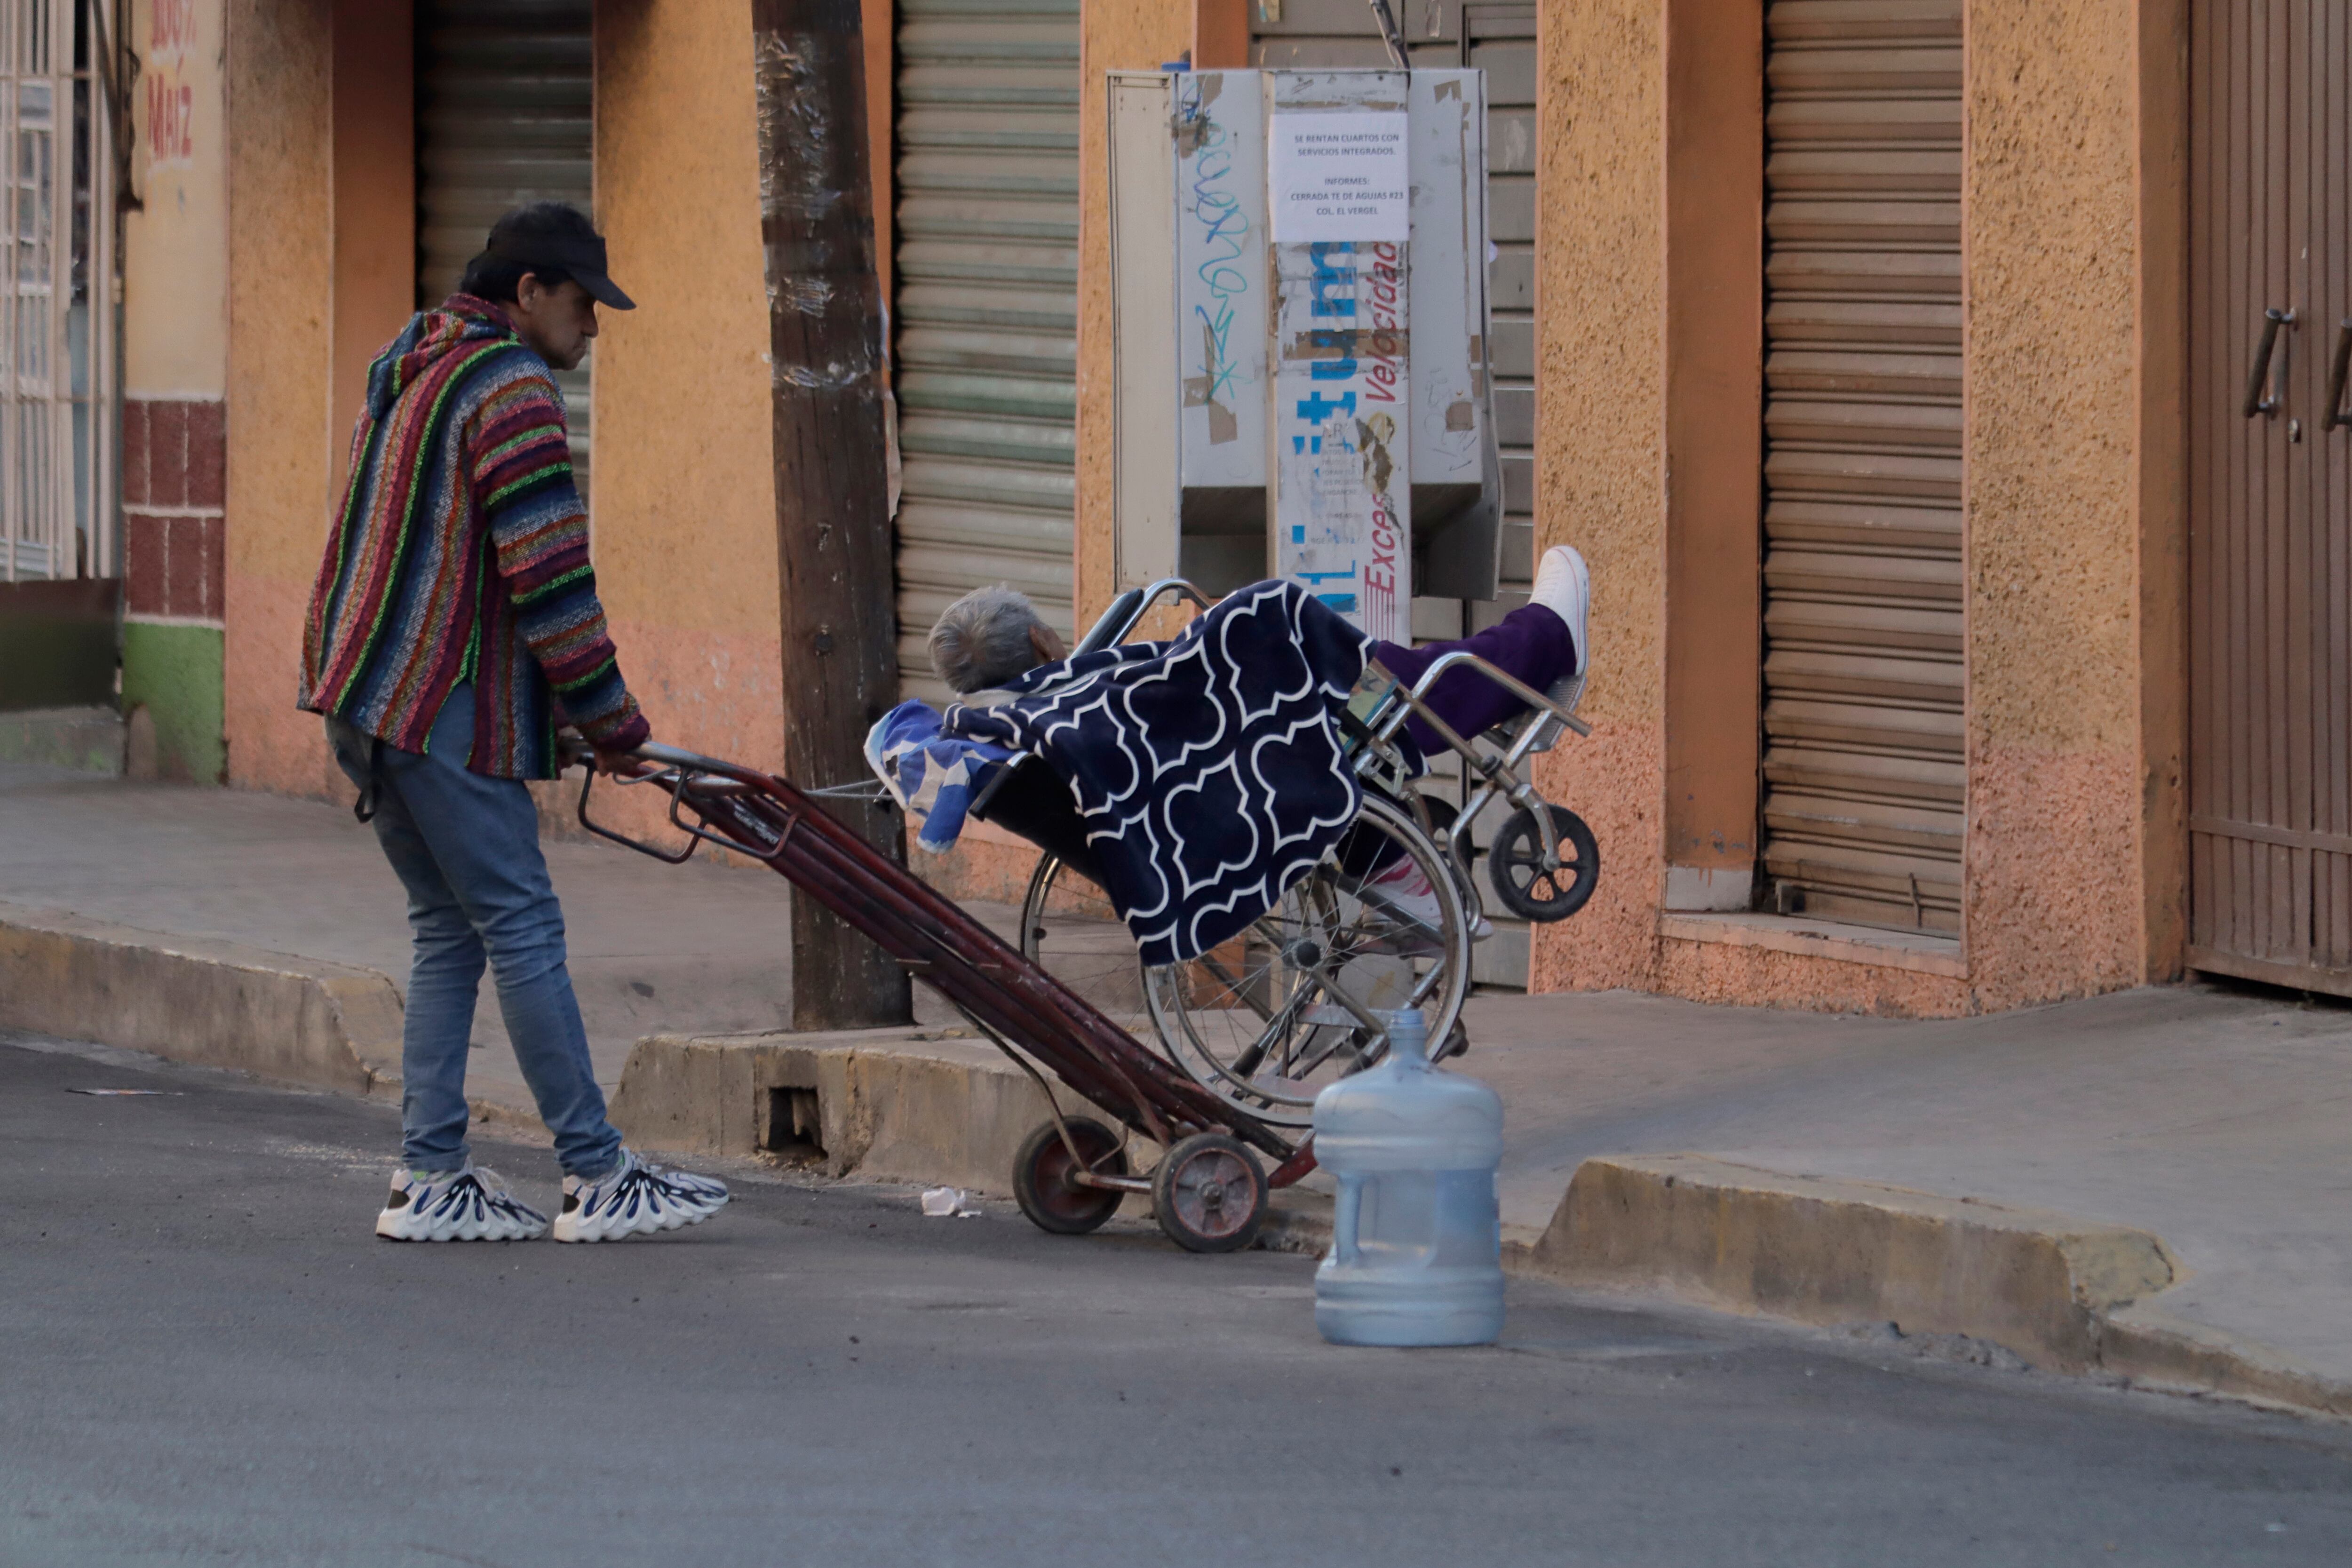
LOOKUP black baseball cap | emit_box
[481,205,636,310]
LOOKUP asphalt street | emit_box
[4,1034,2349,1568]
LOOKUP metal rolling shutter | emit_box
[891,0,1080,704]
[1460,4,1538,987]
[415,0,595,492]
[1466,3,1537,623]
[1758,0,1963,935]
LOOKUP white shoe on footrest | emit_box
[1530,545,1591,685]
[1530,546,1591,717]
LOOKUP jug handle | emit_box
[1332,1173,1363,1266]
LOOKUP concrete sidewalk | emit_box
[1458,984,2352,1403]
[5,760,2348,1408]
[0,759,967,1110]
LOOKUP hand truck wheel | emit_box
[1013,1117,1128,1236]
[1488,804,1601,923]
[1152,1132,1267,1254]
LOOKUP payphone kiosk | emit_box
[1105,67,1502,642]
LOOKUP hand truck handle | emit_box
[567,740,798,865]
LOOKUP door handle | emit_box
[2243,306,2296,417]
[2326,319,2352,431]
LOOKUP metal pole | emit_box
[748,0,910,1031]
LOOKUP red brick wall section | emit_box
[123,398,228,623]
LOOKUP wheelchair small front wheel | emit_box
[1488,805,1600,923]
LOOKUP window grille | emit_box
[0,0,115,582]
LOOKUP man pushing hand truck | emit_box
[300,203,727,1244]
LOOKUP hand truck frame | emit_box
[573,740,1318,1253]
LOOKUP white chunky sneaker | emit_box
[551,1149,729,1243]
[1529,544,1592,697]
[375,1164,548,1242]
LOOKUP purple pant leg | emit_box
[1368,603,1573,753]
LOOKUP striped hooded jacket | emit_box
[299,295,648,779]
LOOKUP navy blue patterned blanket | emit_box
[944,581,1373,965]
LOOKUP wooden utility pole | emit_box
[750,0,910,1030]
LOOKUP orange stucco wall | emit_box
[221,0,788,817]
[328,2,413,510]
[592,1,785,788]
[1072,0,1191,632]
[1956,0,2157,1011]
[1525,0,2180,1015]
[1523,0,1669,998]
[222,0,340,799]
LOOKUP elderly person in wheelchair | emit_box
[865,548,1593,1123]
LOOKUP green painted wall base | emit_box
[121,620,226,784]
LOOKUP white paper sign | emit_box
[1267,111,1411,243]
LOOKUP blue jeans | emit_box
[326,687,622,1180]
[1369,602,1574,756]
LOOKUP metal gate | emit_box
[414,0,594,491]
[1756,0,1963,935]
[890,0,1080,704]
[2187,0,2352,995]
[0,0,115,582]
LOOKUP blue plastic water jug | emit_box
[1312,1008,1505,1346]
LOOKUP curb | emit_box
[606,1027,1060,1193]
[0,903,1293,1216]
[2098,1304,2352,1419]
[13,902,2345,1418]
[1529,1153,2351,1417]
[0,903,401,1097]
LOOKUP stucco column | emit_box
[1525,0,1669,994]
[1072,0,1192,632]
[1958,0,2170,1009]
[593,0,786,782]
[222,0,340,798]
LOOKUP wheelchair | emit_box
[967,578,1601,1130]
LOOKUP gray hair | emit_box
[929,584,1048,694]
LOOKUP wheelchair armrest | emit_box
[965,749,1024,818]
[1072,579,1213,657]
[1073,587,1148,656]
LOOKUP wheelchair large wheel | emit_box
[1019,793,1471,1128]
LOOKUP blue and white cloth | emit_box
[943,581,1376,965]
[863,701,1019,855]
